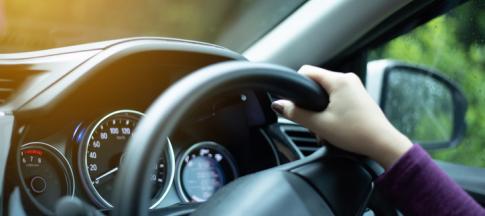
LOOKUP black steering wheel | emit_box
[111,61,378,216]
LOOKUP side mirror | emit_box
[366,60,467,150]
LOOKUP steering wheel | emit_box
[111,61,378,216]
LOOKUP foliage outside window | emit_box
[369,0,485,167]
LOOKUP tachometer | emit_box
[18,142,75,214]
[79,110,174,208]
[176,141,238,202]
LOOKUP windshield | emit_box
[0,0,306,53]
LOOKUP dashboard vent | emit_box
[0,65,43,105]
[280,124,321,156]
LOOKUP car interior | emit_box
[0,0,484,215]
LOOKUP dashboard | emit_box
[0,38,307,215]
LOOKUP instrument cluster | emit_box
[16,109,247,214]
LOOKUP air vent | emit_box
[0,79,14,104]
[0,65,43,105]
[280,124,321,156]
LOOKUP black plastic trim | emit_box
[17,38,244,114]
[330,0,467,65]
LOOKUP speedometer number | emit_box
[89,164,98,171]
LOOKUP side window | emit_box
[368,0,485,168]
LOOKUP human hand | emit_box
[271,65,412,169]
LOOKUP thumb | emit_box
[271,99,320,129]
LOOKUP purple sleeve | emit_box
[376,144,485,216]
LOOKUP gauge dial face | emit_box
[18,142,75,214]
[176,141,238,202]
[79,110,174,208]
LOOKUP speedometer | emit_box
[79,110,175,208]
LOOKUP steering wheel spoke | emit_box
[194,147,376,216]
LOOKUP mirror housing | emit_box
[367,60,467,150]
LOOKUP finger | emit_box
[271,99,321,128]
[298,65,343,93]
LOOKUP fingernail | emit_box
[271,102,285,115]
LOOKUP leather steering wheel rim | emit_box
[111,61,330,215]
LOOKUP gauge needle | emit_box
[94,167,119,184]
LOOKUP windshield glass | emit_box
[0,0,306,53]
